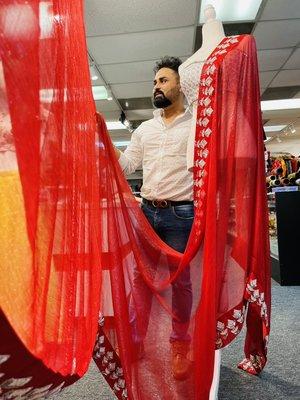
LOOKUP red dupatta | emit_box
[0,0,101,376]
[0,1,270,398]
[94,34,270,400]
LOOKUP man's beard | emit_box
[153,91,172,108]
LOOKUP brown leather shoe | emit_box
[171,341,192,380]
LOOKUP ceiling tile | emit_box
[95,99,120,112]
[262,86,300,100]
[259,71,277,87]
[119,97,153,110]
[283,48,300,70]
[101,56,188,84]
[99,110,121,121]
[257,48,293,71]
[101,60,156,84]
[111,82,154,99]
[260,87,266,96]
[270,70,300,87]
[85,0,197,36]
[87,27,194,65]
[260,0,300,20]
[253,20,300,49]
[126,109,155,121]
[91,76,105,86]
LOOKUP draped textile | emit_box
[0,2,270,400]
[96,34,270,400]
[0,0,102,376]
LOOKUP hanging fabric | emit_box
[0,2,270,399]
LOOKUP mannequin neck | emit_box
[201,19,225,51]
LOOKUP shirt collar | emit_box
[153,107,191,124]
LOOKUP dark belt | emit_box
[142,198,193,209]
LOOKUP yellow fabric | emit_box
[0,171,33,343]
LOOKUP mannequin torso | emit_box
[179,6,225,170]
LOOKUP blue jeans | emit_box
[129,202,194,343]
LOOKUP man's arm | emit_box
[116,128,143,175]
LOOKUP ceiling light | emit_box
[92,86,108,100]
[107,97,113,101]
[199,0,263,23]
[91,75,98,81]
[261,99,300,111]
[106,121,127,130]
[113,141,131,148]
[125,101,129,107]
[263,125,286,132]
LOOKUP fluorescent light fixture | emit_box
[261,99,300,111]
[92,86,108,100]
[113,141,131,148]
[199,0,262,23]
[106,121,128,130]
[263,125,286,132]
[91,75,98,81]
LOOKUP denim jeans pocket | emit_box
[171,205,194,220]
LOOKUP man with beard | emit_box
[114,56,193,381]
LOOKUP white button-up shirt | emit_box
[119,109,193,201]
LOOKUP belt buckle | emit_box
[152,199,168,208]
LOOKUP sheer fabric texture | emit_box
[0,1,270,399]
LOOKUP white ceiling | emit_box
[85,0,300,149]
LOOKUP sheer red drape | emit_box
[0,0,101,376]
[95,35,270,399]
[0,1,270,398]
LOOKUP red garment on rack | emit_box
[0,1,270,399]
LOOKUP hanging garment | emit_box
[95,34,271,400]
[0,1,270,399]
[0,0,102,377]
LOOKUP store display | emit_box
[266,152,300,192]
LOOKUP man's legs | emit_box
[154,204,194,380]
[158,205,194,342]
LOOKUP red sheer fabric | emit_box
[0,1,270,399]
[96,34,270,399]
[0,0,101,376]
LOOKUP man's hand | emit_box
[114,146,121,160]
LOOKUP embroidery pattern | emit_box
[215,275,270,363]
[93,315,128,399]
[193,36,241,236]
[0,353,65,399]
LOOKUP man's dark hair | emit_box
[153,56,182,75]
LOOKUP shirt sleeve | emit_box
[118,127,143,175]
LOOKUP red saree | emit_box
[0,1,270,399]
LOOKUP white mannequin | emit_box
[179,5,224,400]
[179,4,225,172]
